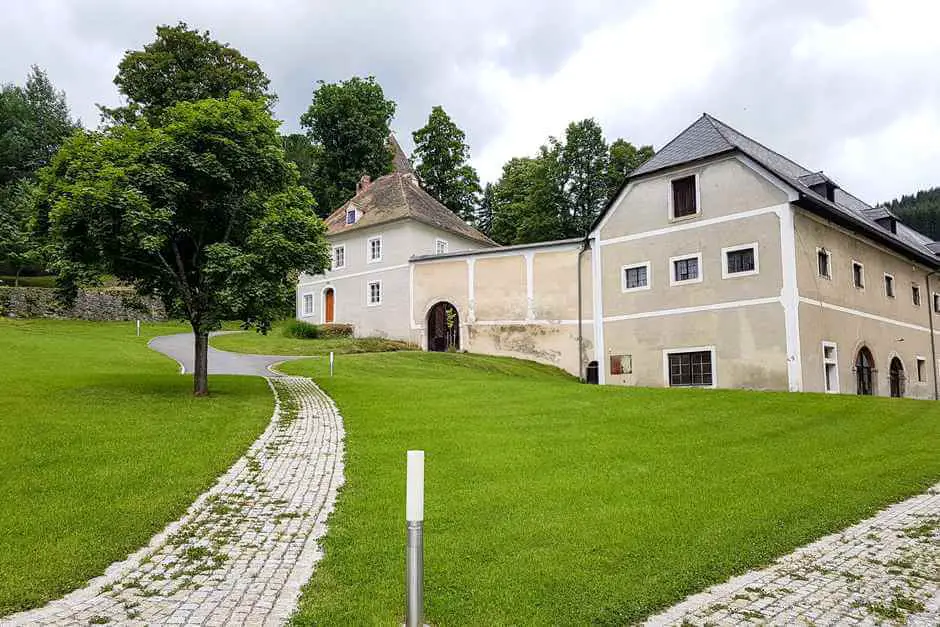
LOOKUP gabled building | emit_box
[295,137,495,339]
[299,116,940,399]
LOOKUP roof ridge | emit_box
[703,113,811,177]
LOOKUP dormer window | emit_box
[345,208,358,225]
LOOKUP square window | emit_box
[917,358,926,382]
[671,255,701,284]
[332,245,345,270]
[817,249,831,278]
[667,350,713,387]
[367,280,382,306]
[435,239,449,254]
[852,261,864,289]
[368,236,382,262]
[723,244,758,278]
[912,284,921,306]
[884,274,895,298]
[622,262,650,291]
[671,175,698,218]
[302,294,313,315]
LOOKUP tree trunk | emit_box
[14,267,22,287]
[193,330,210,396]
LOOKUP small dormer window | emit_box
[346,208,358,225]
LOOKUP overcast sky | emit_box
[2,0,938,203]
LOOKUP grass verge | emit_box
[0,319,272,615]
[210,321,418,355]
[282,351,940,625]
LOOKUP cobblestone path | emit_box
[3,377,344,626]
[647,484,940,626]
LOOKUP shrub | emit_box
[283,320,320,339]
[319,323,354,338]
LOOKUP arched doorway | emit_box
[855,347,875,395]
[323,288,335,324]
[889,357,905,398]
[427,302,459,352]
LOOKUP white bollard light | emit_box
[406,450,425,627]
[329,351,334,376]
[136,319,141,337]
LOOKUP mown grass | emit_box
[281,352,940,625]
[0,319,272,615]
[0,275,57,288]
[210,321,418,355]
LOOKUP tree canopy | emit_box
[412,106,482,223]
[100,22,274,125]
[488,118,653,245]
[300,76,396,211]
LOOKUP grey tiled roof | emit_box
[624,114,938,265]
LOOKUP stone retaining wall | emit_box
[0,287,166,321]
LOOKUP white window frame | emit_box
[851,260,865,290]
[816,247,832,280]
[667,173,701,221]
[883,273,895,299]
[301,293,314,316]
[367,235,383,264]
[367,280,382,307]
[332,244,346,270]
[912,283,922,307]
[345,207,358,225]
[669,252,703,286]
[721,242,760,279]
[435,238,449,255]
[822,341,839,394]
[662,345,717,389]
[916,356,927,382]
[621,261,652,293]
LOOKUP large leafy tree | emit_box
[0,66,77,279]
[476,182,495,237]
[412,106,482,222]
[38,93,329,396]
[300,76,396,211]
[561,119,608,235]
[607,138,653,201]
[100,22,273,125]
[282,133,328,216]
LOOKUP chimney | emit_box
[357,175,372,194]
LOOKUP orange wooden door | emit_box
[325,289,335,323]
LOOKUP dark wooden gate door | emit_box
[324,288,335,323]
[889,357,904,398]
[427,302,459,352]
[856,347,874,395]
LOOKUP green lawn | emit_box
[281,352,940,625]
[0,275,57,288]
[210,323,418,356]
[0,319,272,615]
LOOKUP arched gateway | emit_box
[427,302,459,352]
[855,347,875,395]
[889,356,905,398]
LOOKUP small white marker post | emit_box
[136,319,141,337]
[406,450,425,627]
[329,351,335,377]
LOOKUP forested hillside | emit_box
[882,187,940,240]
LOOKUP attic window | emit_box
[345,208,358,225]
[670,175,698,219]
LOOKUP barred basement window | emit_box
[671,175,698,218]
[667,350,713,387]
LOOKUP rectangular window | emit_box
[666,350,714,387]
[670,253,702,285]
[722,243,759,278]
[917,357,926,382]
[822,341,839,393]
[332,245,346,270]
[912,284,921,306]
[302,294,314,316]
[435,239,449,254]
[671,175,698,219]
[345,208,357,224]
[368,236,382,263]
[934,293,940,314]
[852,261,864,289]
[884,273,895,298]
[622,262,651,292]
[817,248,831,279]
[367,280,382,306]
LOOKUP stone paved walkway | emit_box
[646,484,940,626]
[3,377,344,626]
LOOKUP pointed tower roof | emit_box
[388,133,415,175]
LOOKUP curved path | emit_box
[4,336,344,626]
[148,331,314,377]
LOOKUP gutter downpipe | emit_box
[927,271,939,400]
[577,237,589,383]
